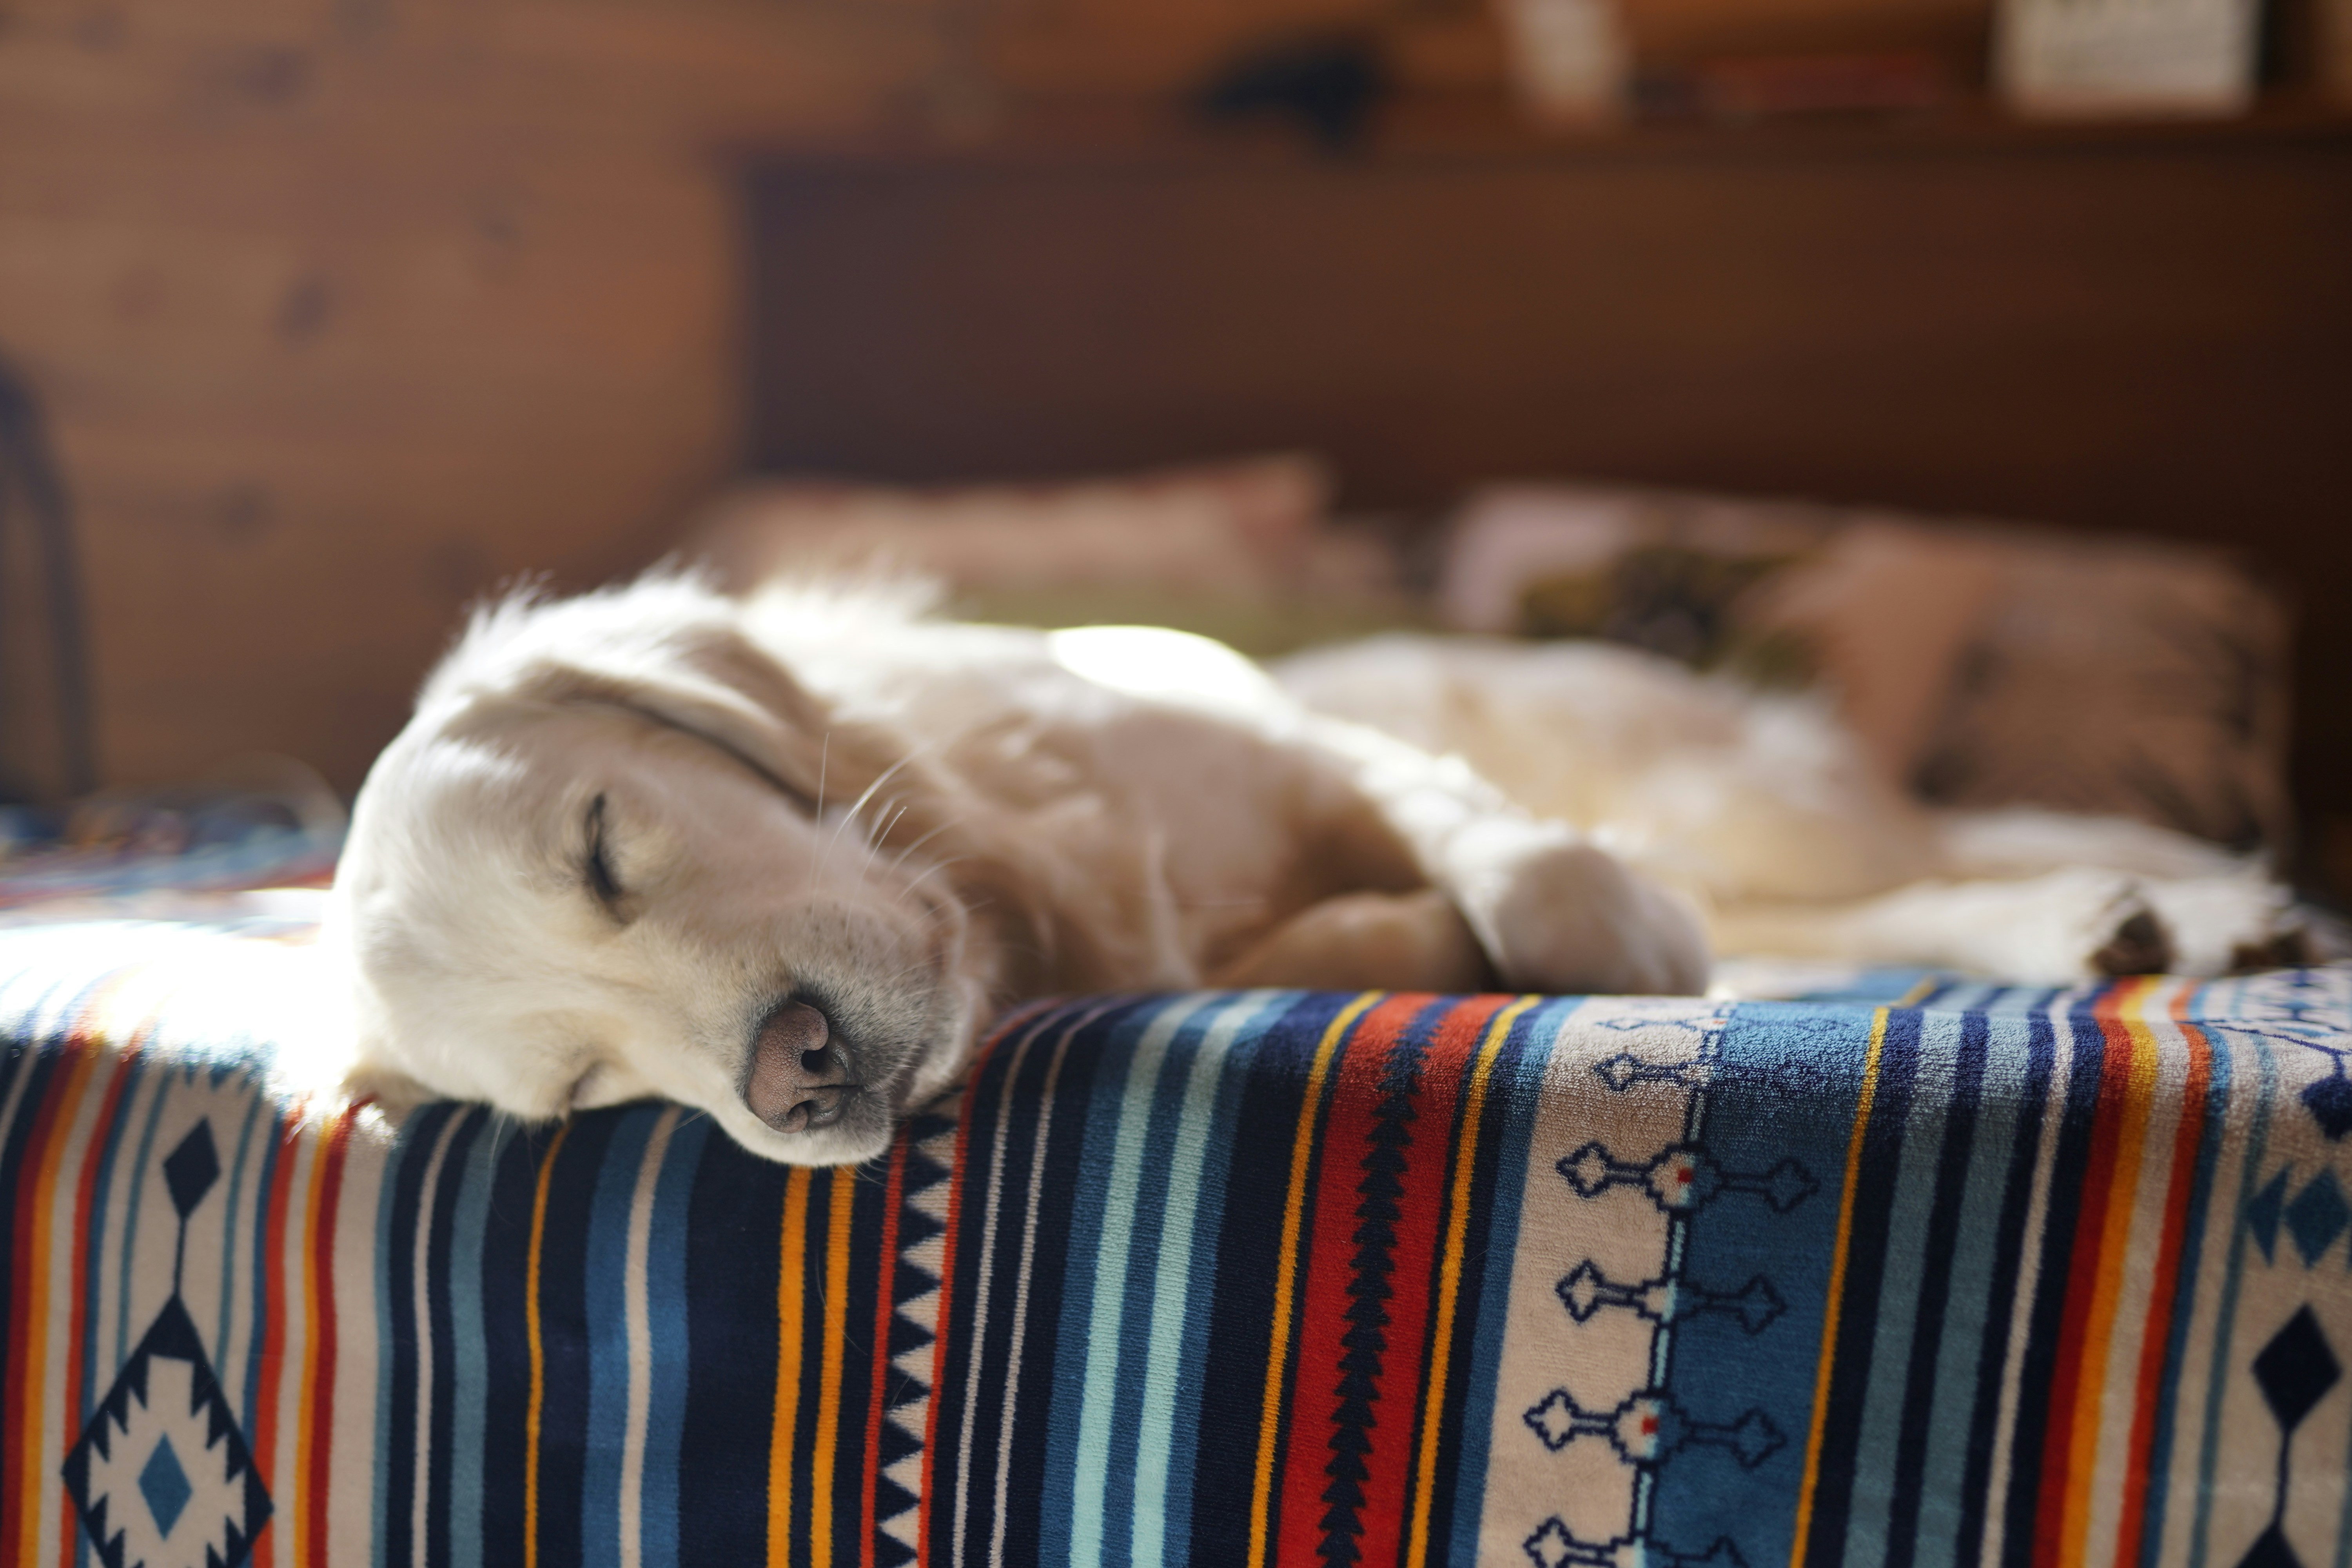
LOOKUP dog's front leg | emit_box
[1309,718,1711,996]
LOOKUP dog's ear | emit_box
[503,618,851,806]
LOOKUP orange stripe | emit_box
[2056,981,2160,1568]
[7,1041,98,1563]
[769,1167,814,1568]
[1405,996,1536,1568]
[811,1166,858,1568]
[524,1121,573,1568]
[2114,989,2213,1568]
[1788,1005,1892,1568]
[303,1105,358,1568]
[1247,991,1379,1567]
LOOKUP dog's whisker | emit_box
[887,817,960,875]
[896,856,971,904]
[804,731,833,897]
[821,749,924,890]
[864,803,911,876]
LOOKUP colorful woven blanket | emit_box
[1,915,2348,1568]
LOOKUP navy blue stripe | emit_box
[1954,1007,2058,1568]
[1885,1009,1992,1568]
[1802,1005,1927,1568]
[380,1100,456,1568]
[1996,1002,2106,1568]
[424,1108,488,1568]
[477,1122,562,1560]
[529,1109,619,1567]
[675,1118,789,1566]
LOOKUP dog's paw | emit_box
[2141,872,2313,976]
[1448,820,1711,996]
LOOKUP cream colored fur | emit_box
[1274,634,2314,989]
[330,576,1708,1165]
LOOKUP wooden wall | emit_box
[0,0,961,798]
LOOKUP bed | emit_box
[7,128,2350,1567]
[2,898,2347,1566]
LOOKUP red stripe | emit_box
[861,1135,912,1568]
[1274,994,1424,1567]
[250,1115,300,1568]
[2,1041,85,1538]
[2113,1004,2214,1568]
[1363,997,1501,1562]
[303,1107,359,1568]
[2030,993,2135,1568]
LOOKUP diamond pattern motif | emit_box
[161,1123,220,1221]
[2284,1172,2349,1267]
[137,1435,192,1538]
[2252,1306,2340,1432]
[63,1302,269,1568]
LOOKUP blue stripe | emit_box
[640,1112,709,1568]
[1445,997,1579,1566]
[242,1107,283,1437]
[372,1102,423,1568]
[213,1091,264,1381]
[1908,1010,2032,1568]
[114,1063,173,1367]
[1846,1007,1967,1568]
[581,1105,660,1568]
[2187,984,2279,1568]
[2186,992,2277,1568]
[1071,995,1219,1568]
[2141,985,2232,1568]
[1133,992,1274,1568]
[445,1112,509,1568]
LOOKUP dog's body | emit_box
[330,574,2306,1165]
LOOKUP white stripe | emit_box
[409,1109,467,1568]
[1130,992,1277,1568]
[951,1011,1062,1563]
[620,1106,682,1568]
[988,1002,1123,1568]
[1067,996,1219,1568]
[1981,994,2081,1568]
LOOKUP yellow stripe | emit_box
[2060,978,2161,1568]
[523,1122,572,1568]
[1788,1005,1891,1568]
[1247,990,1381,1568]
[768,1168,813,1568]
[811,1166,857,1568]
[292,1106,340,1568]
[1405,996,1539,1568]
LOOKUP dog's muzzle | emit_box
[744,998,860,1133]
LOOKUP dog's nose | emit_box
[745,998,858,1133]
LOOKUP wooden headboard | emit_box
[739,116,2352,870]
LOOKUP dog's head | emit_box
[329,578,996,1164]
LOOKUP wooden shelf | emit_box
[724,91,2352,172]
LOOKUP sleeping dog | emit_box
[328,573,2307,1165]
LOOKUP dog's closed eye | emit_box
[583,794,631,922]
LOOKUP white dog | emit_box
[329,574,2308,1166]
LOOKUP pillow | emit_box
[1439,483,2292,851]
[679,455,1428,657]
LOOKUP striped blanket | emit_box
[0,917,2348,1568]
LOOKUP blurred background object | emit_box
[0,0,2345,892]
